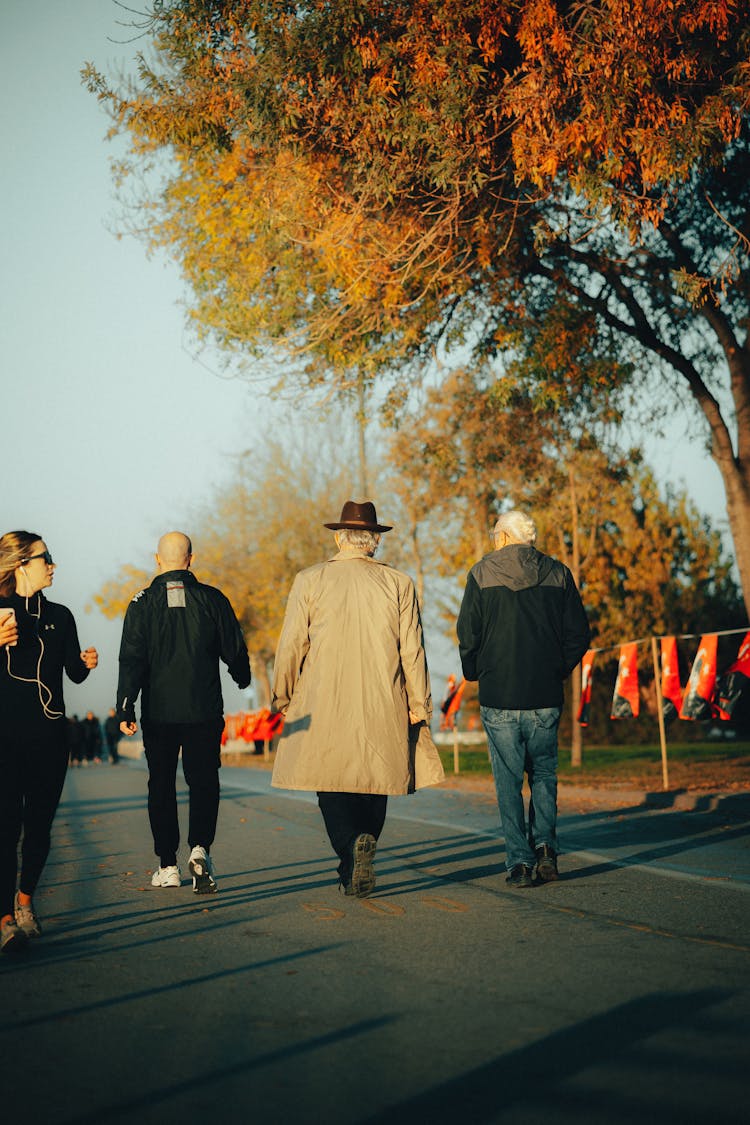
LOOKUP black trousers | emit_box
[317,792,388,880]
[142,719,224,866]
[0,724,68,917]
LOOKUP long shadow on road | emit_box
[360,989,739,1125]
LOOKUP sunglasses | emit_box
[24,551,54,565]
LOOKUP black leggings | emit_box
[0,724,68,917]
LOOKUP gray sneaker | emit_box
[14,893,42,937]
[1,917,28,955]
[350,834,377,898]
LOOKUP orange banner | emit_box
[440,675,465,730]
[680,634,717,721]
[660,636,683,724]
[611,642,640,719]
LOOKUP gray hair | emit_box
[335,529,381,555]
[493,510,537,546]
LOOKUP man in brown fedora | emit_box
[271,500,444,896]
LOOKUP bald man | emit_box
[117,532,251,894]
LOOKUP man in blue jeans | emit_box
[457,510,590,887]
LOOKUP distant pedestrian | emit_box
[104,707,121,763]
[0,530,98,954]
[272,500,444,896]
[117,532,251,893]
[457,510,590,887]
[81,709,103,764]
[67,714,85,766]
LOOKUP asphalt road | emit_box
[2,760,748,1125]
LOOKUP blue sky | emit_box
[1,1,730,718]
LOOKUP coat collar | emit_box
[152,569,197,586]
[329,549,376,562]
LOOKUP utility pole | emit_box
[568,463,584,767]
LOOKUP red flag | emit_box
[680,634,717,720]
[660,637,683,724]
[611,642,640,719]
[577,650,595,727]
[440,676,465,730]
[254,710,284,741]
[239,709,284,742]
[240,712,262,741]
[714,630,750,720]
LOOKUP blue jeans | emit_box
[480,706,561,871]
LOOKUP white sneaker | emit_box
[151,865,181,888]
[188,846,217,894]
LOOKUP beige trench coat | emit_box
[271,550,445,795]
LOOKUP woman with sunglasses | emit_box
[0,530,98,954]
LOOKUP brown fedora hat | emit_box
[324,499,392,533]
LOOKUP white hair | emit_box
[493,510,537,546]
[335,529,381,555]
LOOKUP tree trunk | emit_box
[357,374,369,496]
[715,446,750,620]
[252,656,272,709]
[410,525,425,609]
[562,247,750,613]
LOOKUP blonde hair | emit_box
[0,530,42,597]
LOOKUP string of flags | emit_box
[578,628,750,726]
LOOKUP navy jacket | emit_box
[116,570,251,725]
[457,545,590,710]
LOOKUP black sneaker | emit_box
[506,864,534,888]
[535,845,559,883]
[350,833,377,897]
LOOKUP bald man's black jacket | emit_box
[116,570,251,725]
[457,545,590,710]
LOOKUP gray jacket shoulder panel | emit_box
[470,546,565,592]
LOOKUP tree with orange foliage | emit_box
[84,0,750,607]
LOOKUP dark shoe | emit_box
[535,845,559,883]
[350,833,377,897]
[506,864,534,888]
[1,918,28,955]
